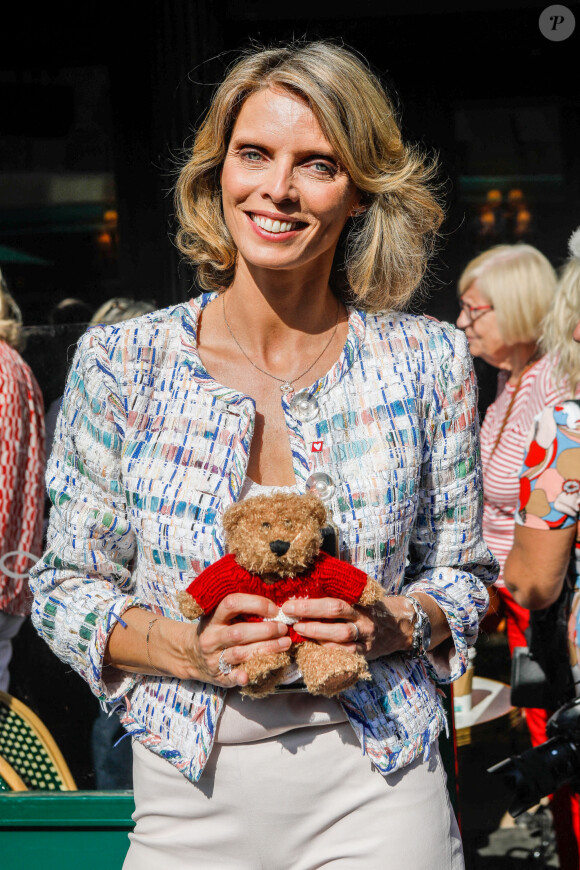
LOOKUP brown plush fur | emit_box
[222,492,327,579]
[179,492,385,698]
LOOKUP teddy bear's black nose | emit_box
[270,539,290,556]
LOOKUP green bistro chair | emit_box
[0,755,26,791]
[0,691,77,791]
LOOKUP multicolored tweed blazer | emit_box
[29,294,498,782]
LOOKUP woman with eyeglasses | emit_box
[503,229,580,869]
[456,243,575,825]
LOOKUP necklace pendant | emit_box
[280,381,294,396]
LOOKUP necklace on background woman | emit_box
[222,293,340,399]
[489,349,542,457]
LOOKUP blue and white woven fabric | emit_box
[29,293,498,782]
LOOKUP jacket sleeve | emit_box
[404,326,499,683]
[28,326,145,703]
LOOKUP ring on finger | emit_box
[352,622,360,643]
[218,649,233,675]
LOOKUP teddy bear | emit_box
[177,491,385,698]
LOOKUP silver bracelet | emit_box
[146,617,163,675]
[405,594,432,656]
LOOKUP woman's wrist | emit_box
[381,594,415,653]
[104,607,202,680]
[368,592,449,658]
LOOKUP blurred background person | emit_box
[49,297,93,327]
[0,269,45,692]
[43,298,94,459]
[455,244,564,752]
[89,297,157,327]
[505,227,580,870]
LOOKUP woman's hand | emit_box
[281,592,450,659]
[183,593,292,687]
[104,597,291,688]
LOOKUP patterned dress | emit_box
[516,399,580,692]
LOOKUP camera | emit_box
[488,696,580,817]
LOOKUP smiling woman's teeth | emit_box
[251,215,297,233]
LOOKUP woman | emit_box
[0,270,45,692]
[455,246,564,694]
[505,228,580,870]
[30,42,497,869]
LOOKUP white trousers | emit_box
[125,723,464,870]
[0,611,24,693]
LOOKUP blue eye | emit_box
[242,150,262,162]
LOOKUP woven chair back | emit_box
[0,691,76,790]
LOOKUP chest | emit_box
[119,344,430,579]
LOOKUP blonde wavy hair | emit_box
[458,244,556,345]
[541,254,580,395]
[175,41,443,312]
[0,269,24,350]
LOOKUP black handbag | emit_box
[510,572,575,710]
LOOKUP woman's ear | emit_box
[349,200,368,218]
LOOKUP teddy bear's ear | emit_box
[302,493,328,527]
[222,502,246,536]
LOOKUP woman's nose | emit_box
[456,308,469,330]
[262,160,298,202]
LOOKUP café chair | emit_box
[0,754,27,791]
[0,690,77,790]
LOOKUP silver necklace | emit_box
[222,293,340,398]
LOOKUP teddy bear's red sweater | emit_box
[183,552,369,644]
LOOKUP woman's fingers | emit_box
[191,593,292,687]
[199,596,290,653]
[219,635,292,668]
[282,596,357,622]
[215,592,282,622]
[292,618,361,644]
[281,596,370,648]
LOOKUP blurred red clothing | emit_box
[0,341,45,616]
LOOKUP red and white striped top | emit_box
[481,353,573,585]
[0,341,45,615]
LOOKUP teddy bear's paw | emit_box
[177,590,204,620]
[241,651,292,698]
[295,642,371,698]
[359,576,387,607]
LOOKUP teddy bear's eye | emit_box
[284,519,293,528]
[262,522,271,530]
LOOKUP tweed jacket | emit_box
[29,294,498,783]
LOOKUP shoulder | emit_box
[363,310,468,369]
[525,401,580,463]
[528,354,566,400]
[540,400,580,433]
[75,303,191,373]
[83,302,188,350]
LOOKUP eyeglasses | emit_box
[458,301,494,322]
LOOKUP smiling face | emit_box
[220,87,361,279]
[456,279,512,367]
